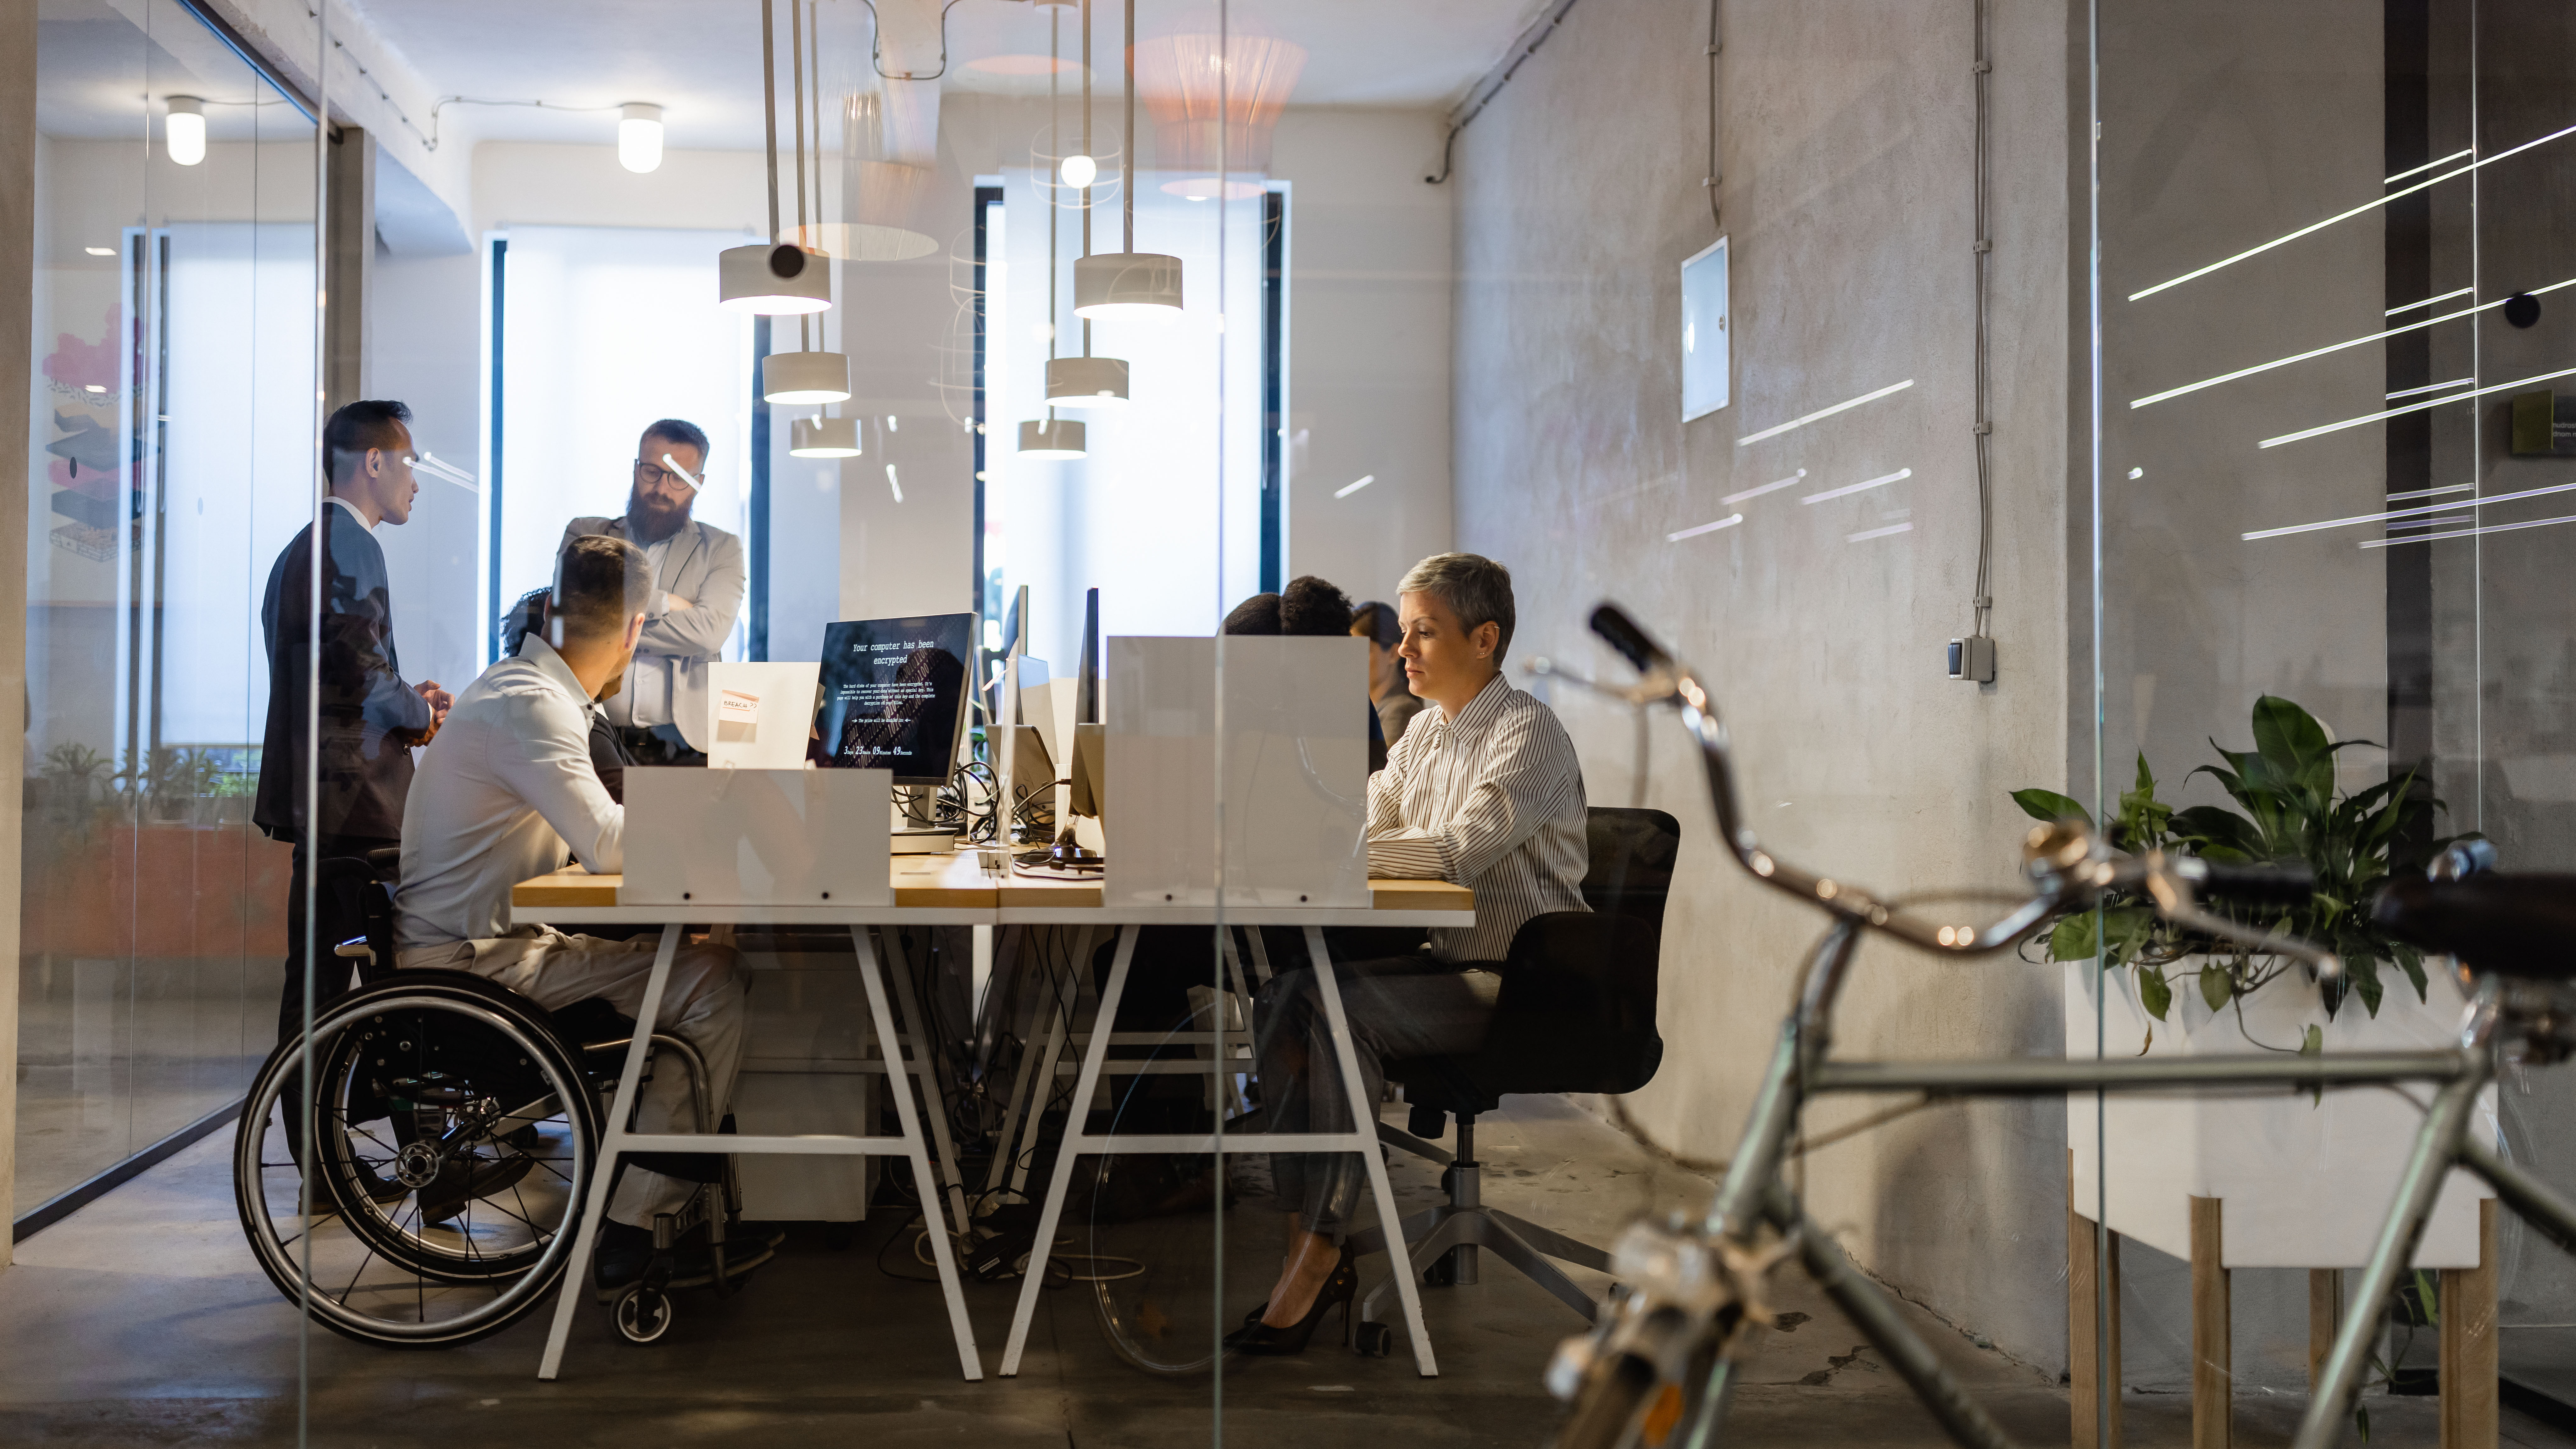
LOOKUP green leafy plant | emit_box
[2014,695,2462,1023]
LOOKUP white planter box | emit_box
[2064,957,2496,1268]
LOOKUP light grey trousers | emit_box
[400,929,747,1229]
[1252,956,1501,1235]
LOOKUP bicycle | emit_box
[1538,604,2576,1449]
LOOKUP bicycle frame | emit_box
[1543,607,2576,1449]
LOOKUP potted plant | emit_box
[2018,696,2494,1276]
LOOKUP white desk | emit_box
[508,851,997,1383]
[986,874,1476,1379]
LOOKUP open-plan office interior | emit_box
[5,0,2576,1444]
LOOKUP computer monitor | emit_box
[1076,587,1100,725]
[1068,722,1105,819]
[811,613,974,786]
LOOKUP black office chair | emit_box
[1347,807,1677,1351]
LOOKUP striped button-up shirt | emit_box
[1366,672,1589,962]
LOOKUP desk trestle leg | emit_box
[876,925,973,1233]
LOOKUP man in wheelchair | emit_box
[393,534,763,1293]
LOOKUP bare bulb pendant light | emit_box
[1074,0,1183,324]
[721,0,834,315]
[1020,5,1087,459]
[1052,0,1129,408]
[761,0,851,400]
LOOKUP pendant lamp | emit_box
[760,0,850,388]
[721,1,835,317]
[1045,355,1129,408]
[1018,418,1087,458]
[791,415,862,457]
[1074,0,1183,323]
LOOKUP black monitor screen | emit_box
[812,613,974,785]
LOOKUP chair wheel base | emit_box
[1355,1320,1395,1357]
[614,1282,675,1344]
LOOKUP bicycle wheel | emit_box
[234,974,600,1347]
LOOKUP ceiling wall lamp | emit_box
[791,415,862,457]
[1073,0,1185,324]
[1045,355,1129,408]
[164,96,205,166]
[1018,418,1087,458]
[618,103,664,173]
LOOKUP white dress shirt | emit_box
[1365,672,1590,962]
[395,636,624,949]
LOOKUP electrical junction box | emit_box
[2508,390,2576,456]
[1949,635,1996,683]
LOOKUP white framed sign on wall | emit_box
[1681,236,1730,421]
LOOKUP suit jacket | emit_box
[558,513,746,752]
[253,502,435,841]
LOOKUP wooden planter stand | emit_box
[2068,1154,2499,1449]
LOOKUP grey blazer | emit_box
[558,514,747,752]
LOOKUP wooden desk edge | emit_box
[512,871,1472,914]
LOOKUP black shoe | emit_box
[594,1221,664,1296]
[418,1154,537,1225]
[1224,1251,1358,1357]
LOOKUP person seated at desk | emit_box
[395,535,763,1290]
[1231,551,1588,1355]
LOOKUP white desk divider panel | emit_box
[1101,635,1370,909]
[623,767,893,906]
[705,661,823,769]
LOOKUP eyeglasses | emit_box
[633,458,702,492]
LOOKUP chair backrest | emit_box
[1579,807,1681,933]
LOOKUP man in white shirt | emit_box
[396,533,755,1288]
[558,419,747,765]
[1233,552,1589,1354]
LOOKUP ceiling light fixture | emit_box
[1060,153,1097,188]
[1046,356,1129,408]
[1133,30,1305,201]
[1073,0,1185,324]
[791,415,862,457]
[164,97,205,166]
[760,0,851,386]
[1061,2,1134,396]
[83,246,114,257]
[763,351,850,403]
[721,1,834,315]
[618,103,664,173]
[1018,418,1087,458]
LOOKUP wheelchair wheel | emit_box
[235,972,601,1348]
[614,1282,675,1344]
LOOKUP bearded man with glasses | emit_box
[553,419,747,766]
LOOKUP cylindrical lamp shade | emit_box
[762,351,851,404]
[165,97,206,167]
[1017,418,1086,458]
[1044,356,1130,408]
[790,416,862,457]
[618,103,665,174]
[1073,253,1185,322]
[719,243,831,314]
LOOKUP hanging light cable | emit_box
[1049,0,1130,407]
[762,0,850,400]
[1023,4,1088,458]
[1075,0,1184,324]
[721,0,832,314]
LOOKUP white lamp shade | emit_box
[790,416,862,457]
[165,97,205,167]
[762,351,851,404]
[1044,356,1130,408]
[1073,252,1185,322]
[618,103,664,173]
[719,243,832,315]
[1017,418,1086,458]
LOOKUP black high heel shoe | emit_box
[1224,1251,1358,1356]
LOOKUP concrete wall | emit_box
[1451,0,2076,1370]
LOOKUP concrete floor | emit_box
[1,1094,2570,1447]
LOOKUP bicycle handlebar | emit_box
[1568,602,2342,982]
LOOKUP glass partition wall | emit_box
[2096,0,2576,1419]
[19,0,319,1228]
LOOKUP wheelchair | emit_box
[232,853,758,1347]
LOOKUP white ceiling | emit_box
[346,0,1548,153]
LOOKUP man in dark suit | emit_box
[255,399,454,1051]
[558,419,747,766]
